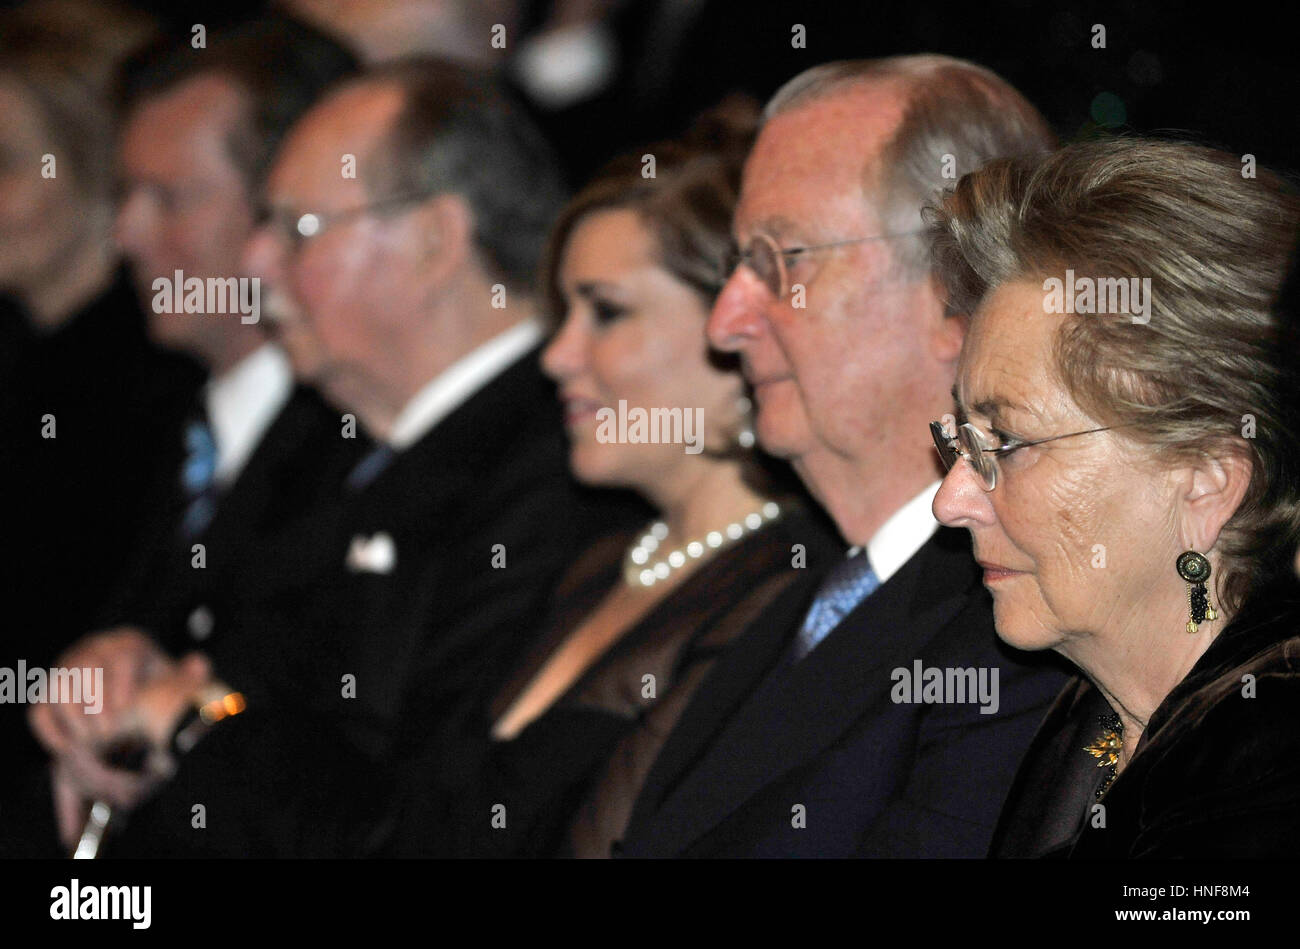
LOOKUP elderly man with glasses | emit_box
[37,58,634,857]
[615,55,1072,858]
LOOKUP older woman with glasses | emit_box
[927,138,1300,857]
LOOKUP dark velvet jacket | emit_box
[991,583,1300,858]
[400,499,843,858]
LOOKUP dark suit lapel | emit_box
[200,388,335,553]
[330,348,565,747]
[626,565,823,825]
[345,347,558,528]
[192,388,362,605]
[635,527,981,856]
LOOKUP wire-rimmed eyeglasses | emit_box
[720,230,925,299]
[256,190,437,251]
[930,420,1112,491]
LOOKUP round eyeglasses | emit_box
[929,420,1112,492]
[721,230,924,299]
[255,190,437,252]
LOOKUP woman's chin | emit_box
[991,601,1058,652]
[568,446,625,490]
[569,460,608,488]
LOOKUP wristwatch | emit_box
[170,683,247,756]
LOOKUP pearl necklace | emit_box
[623,500,783,589]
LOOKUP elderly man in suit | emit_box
[232,59,618,769]
[19,18,360,856]
[617,55,1071,858]
[32,58,629,856]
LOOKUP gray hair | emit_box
[927,137,1300,611]
[765,55,1056,275]
[354,57,566,291]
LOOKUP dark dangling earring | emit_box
[1176,550,1218,634]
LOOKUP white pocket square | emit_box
[346,532,397,574]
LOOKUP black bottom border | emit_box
[8,858,1286,934]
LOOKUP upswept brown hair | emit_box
[927,137,1300,611]
[540,101,805,497]
[540,99,758,325]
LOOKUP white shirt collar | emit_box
[387,318,544,450]
[205,343,294,485]
[850,480,942,584]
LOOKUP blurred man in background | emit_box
[0,0,199,819]
[21,16,360,855]
[280,0,523,65]
[32,58,636,855]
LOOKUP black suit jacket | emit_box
[97,383,362,667]
[0,272,201,809]
[1,383,361,858]
[618,525,1071,858]
[1,269,203,653]
[109,348,640,855]
[245,347,630,761]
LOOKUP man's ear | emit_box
[1180,447,1253,553]
[413,193,475,288]
[928,287,969,366]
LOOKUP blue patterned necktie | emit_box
[178,416,219,539]
[792,547,881,660]
[345,444,396,492]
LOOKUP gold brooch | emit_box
[1084,713,1123,798]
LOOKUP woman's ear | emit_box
[1180,447,1253,553]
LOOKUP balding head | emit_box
[765,55,1056,274]
[706,55,1052,544]
[344,58,565,292]
[244,61,560,436]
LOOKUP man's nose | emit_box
[113,188,154,257]
[241,224,285,284]
[932,455,998,528]
[707,267,767,353]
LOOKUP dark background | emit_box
[5,0,1294,185]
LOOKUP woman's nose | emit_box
[540,314,586,382]
[933,455,998,528]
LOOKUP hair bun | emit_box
[679,94,761,159]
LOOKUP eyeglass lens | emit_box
[930,421,997,490]
[724,235,785,297]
